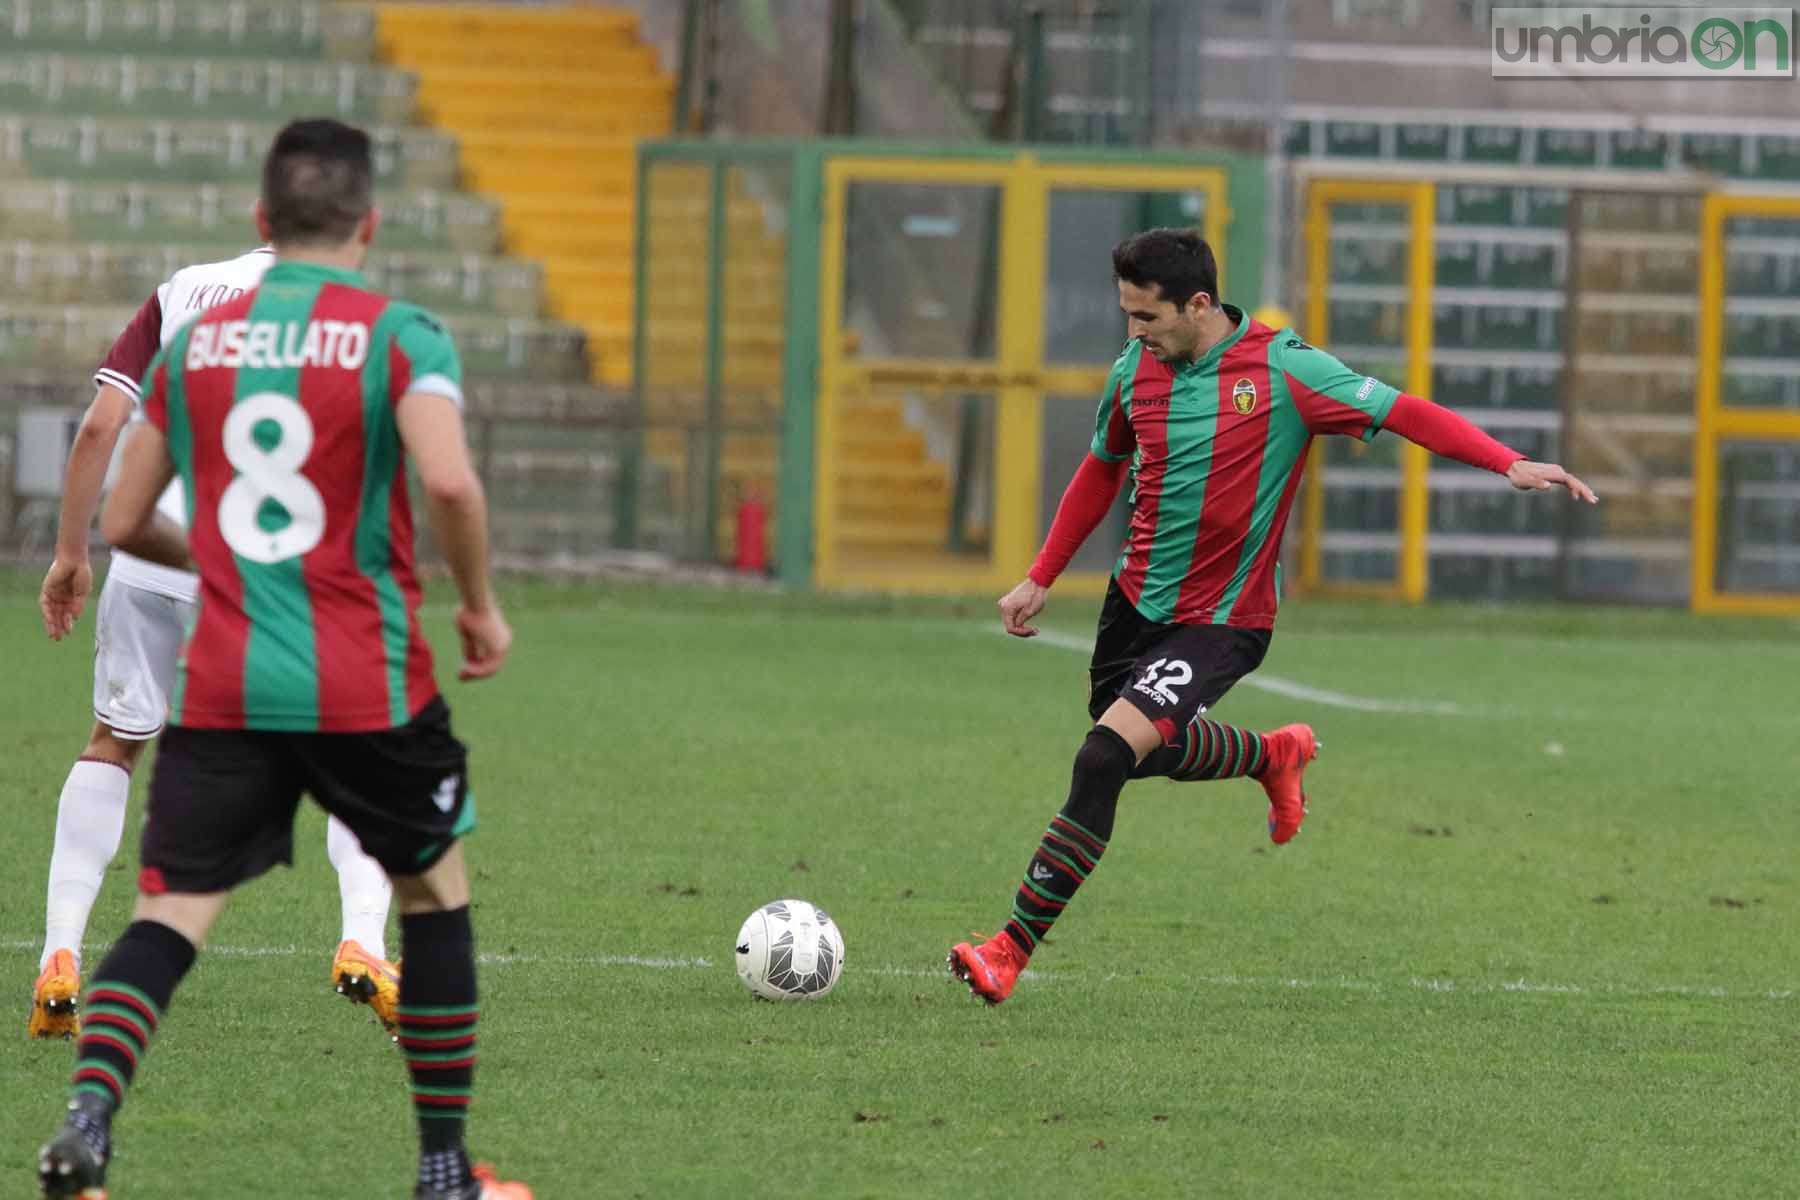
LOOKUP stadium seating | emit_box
[373,3,673,388]
[0,0,720,561]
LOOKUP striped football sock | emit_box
[398,907,478,1191]
[1165,717,1268,781]
[1002,812,1110,958]
[71,919,196,1115]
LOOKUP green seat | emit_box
[0,0,372,59]
[0,180,497,252]
[365,254,543,317]
[1494,365,1560,409]
[0,303,133,372]
[1439,185,1512,226]
[0,302,590,383]
[1487,243,1560,289]
[1329,238,1405,286]
[1431,365,1494,408]
[467,383,629,424]
[0,116,456,188]
[1326,299,1405,348]
[1726,250,1781,296]
[1470,302,1560,352]
[1433,239,1481,288]
[0,242,539,315]
[0,54,412,122]
[446,315,589,382]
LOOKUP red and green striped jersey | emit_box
[1091,306,1397,628]
[140,259,464,732]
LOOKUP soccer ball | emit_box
[734,898,845,1001]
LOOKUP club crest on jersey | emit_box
[1232,377,1257,415]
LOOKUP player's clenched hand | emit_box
[455,604,512,681]
[998,578,1048,639]
[1506,460,1598,504]
[40,556,92,641]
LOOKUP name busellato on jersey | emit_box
[186,319,371,372]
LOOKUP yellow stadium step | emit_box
[383,39,660,76]
[424,100,668,138]
[377,5,638,39]
[461,163,634,199]
[832,518,949,550]
[505,225,635,260]
[457,133,637,170]
[839,488,950,521]
[497,194,635,227]
[840,431,928,465]
[415,71,672,112]
[542,260,632,292]
[455,131,638,153]
[838,455,950,482]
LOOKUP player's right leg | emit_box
[950,582,1159,1005]
[37,721,304,1197]
[949,700,1154,1005]
[326,816,400,1033]
[32,577,184,1041]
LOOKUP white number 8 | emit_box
[218,391,325,564]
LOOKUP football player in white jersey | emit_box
[32,247,403,1038]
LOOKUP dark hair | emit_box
[260,118,374,246]
[1111,227,1219,309]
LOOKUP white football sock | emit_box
[326,815,393,960]
[42,759,131,970]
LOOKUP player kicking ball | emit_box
[35,118,529,1200]
[32,243,402,1042]
[949,228,1597,1005]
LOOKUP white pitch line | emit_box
[5,939,1788,1003]
[1001,625,1469,716]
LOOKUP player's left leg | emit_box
[32,580,185,1042]
[39,720,303,1198]
[325,815,400,1033]
[1123,627,1319,843]
[1139,719,1319,843]
[294,696,530,1199]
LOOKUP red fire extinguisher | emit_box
[734,485,768,574]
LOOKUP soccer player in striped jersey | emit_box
[35,120,529,1200]
[32,246,403,1043]
[949,227,1597,1005]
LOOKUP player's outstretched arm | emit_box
[1279,341,1597,505]
[1380,393,1599,503]
[40,383,135,639]
[99,423,185,568]
[395,389,511,681]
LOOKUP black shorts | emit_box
[139,695,475,895]
[1087,580,1271,744]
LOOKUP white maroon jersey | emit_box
[93,247,275,601]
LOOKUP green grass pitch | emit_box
[2,570,1797,1197]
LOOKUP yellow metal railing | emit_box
[1691,193,1800,615]
[814,153,1231,593]
[1297,178,1435,603]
